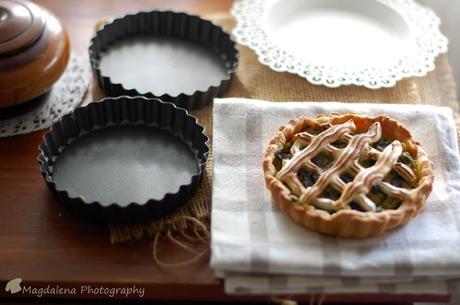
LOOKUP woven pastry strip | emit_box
[277,120,416,212]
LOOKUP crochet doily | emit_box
[0,54,90,137]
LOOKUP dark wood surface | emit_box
[0,0,452,303]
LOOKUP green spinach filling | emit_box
[275,136,417,213]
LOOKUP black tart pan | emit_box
[89,11,239,110]
[38,96,209,224]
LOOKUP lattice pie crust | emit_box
[263,113,434,238]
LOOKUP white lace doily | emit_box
[0,54,90,137]
[232,0,449,89]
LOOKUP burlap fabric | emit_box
[107,15,458,244]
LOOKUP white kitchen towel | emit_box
[223,272,460,295]
[210,98,460,285]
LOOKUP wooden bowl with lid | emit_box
[0,0,70,108]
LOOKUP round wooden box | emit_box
[0,0,70,108]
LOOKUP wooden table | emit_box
[0,0,454,303]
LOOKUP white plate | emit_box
[232,0,448,89]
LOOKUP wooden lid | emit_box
[0,0,70,108]
[0,0,45,57]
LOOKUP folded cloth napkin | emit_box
[224,272,460,295]
[210,98,460,295]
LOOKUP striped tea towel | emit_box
[210,98,460,295]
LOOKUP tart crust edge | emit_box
[262,113,434,238]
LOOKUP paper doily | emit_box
[232,0,449,89]
[0,54,90,137]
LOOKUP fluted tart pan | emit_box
[38,96,209,224]
[89,11,239,110]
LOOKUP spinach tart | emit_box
[263,113,434,238]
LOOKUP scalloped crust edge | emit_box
[262,113,434,238]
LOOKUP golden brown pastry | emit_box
[263,113,434,238]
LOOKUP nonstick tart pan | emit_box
[38,96,209,224]
[89,11,239,110]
